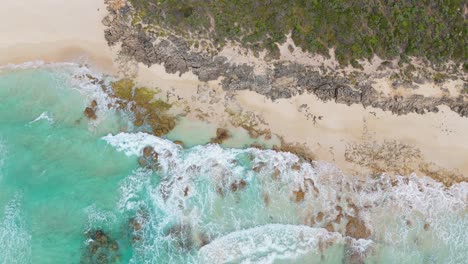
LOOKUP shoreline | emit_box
[0,0,467,184]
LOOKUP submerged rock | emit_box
[211,128,231,144]
[138,146,159,169]
[345,215,371,239]
[292,189,305,203]
[84,100,98,120]
[84,107,97,120]
[229,179,247,192]
[82,229,120,264]
[174,140,185,147]
[90,100,98,108]
[165,223,211,250]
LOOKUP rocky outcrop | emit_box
[103,6,468,118]
[138,146,159,169]
[210,128,231,144]
[84,100,98,120]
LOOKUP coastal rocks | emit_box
[138,146,159,169]
[419,162,467,186]
[82,229,120,264]
[210,128,231,144]
[102,7,468,118]
[165,223,211,250]
[128,218,144,243]
[84,100,98,120]
[166,224,193,250]
[84,107,97,120]
[273,141,316,162]
[106,78,177,137]
[174,140,185,147]
[345,215,371,239]
[229,179,247,192]
[344,140,422,176]
[292,189,305,202]
[215,175,249,197]
[335,86,362,105]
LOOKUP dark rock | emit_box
[335,86,361,105]
[166,224,193,250]
[82,229,120,264]
[174,140,185,147]
[84,107,97,120]
[345,216,371,239]
[229,179,247,192]
[102,9,468,118]
[293,189,305,202]
[139,146,159,169]
[211,128,231,144]
[143,146,155,158]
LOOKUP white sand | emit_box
[0,0,116,73]
[235,91,468,178]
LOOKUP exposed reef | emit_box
[82,229,120,264]
[105,78,177,136]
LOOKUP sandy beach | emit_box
[1,0,466,183]
[0,0,115,73]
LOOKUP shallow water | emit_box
[0,63,466,264]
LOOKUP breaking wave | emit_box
[103,132,468,263]
[29,111,54,125]
[198,224,369,264]
[0,138,6,181]
[0,196,31,264]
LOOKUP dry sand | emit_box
[0,0,466,182]
[0,0,116,73]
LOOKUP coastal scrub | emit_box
[128,0,466,66]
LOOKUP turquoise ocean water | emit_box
[0,63,466,264]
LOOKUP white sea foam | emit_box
[0,60,78,73]
[29,111,54,124]
[83,205,118,232]
[103,126,468,263]
[117,168,152,212]
[0,60,46,72]
[105,128,467,263]
[0,196,32,264]
[0,139,6,181]
[1,61,118,127]
[198,224,366,264]
[102,132,181,173]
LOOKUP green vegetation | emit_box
[128,0,466,65]
[110,78,175,136]
[110,79,134,100]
